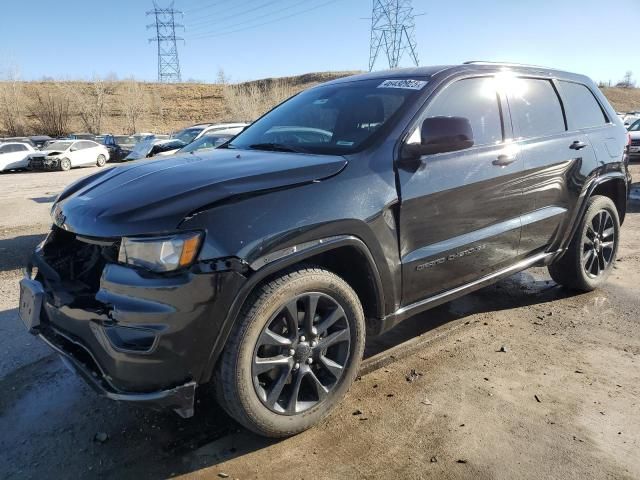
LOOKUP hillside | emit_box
[1,71,638,136]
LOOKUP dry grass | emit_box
[0,71,637,136]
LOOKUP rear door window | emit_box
[557,81,608,130]
[508,78,565,138]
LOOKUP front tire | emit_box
[59,158,71,171]
[548,195,620,291]
[96,154,106,167]
[215,267,365,437]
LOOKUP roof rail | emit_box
[463,60,551,69]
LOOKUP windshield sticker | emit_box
[377,79,427,90]
[336,140,354,146]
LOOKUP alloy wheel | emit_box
[252,292,351,415]
[583,209,615,278]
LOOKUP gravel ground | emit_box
[0,164,638,480]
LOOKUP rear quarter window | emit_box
[557,81,608,130]
[508,78,565,139]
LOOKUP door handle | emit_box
[570,140,588,150]
[492,154,516,166]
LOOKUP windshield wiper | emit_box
[247,143,308,153]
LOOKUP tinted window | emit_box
[12,144,28,152]
[0,145,10,153]
[415,77,503,147]
[229,78,426,155]
[508,78,565,138]
[557,81,607,129]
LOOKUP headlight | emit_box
[118,232,202,272]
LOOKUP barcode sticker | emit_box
[378,79,427,90]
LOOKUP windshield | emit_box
[628,120,640,131]
[114,135,137,145]
[46,141,72,151]
[180,134,231,153]
[228,78,428,155]
[172,127,204,144]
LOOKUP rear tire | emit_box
[215,267,365,438]
[96,154,106,167]
[548,195,620,291]
[59,158,71,171]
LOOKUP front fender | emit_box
[199,234,386,383]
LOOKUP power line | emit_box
[187,0,280,30]
[188,0,340,40]
[183,0,228,14]
[369,0,419,71]
[147,1,184,83]
[188,0,307,33]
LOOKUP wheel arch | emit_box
[558,172,628,256]
[590,176,627,225]
[201,235,385,383]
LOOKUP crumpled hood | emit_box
[31,150,65,157]
[54,149,347,237]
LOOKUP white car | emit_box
[627,119,640,157]
[0,142,35,172]
[124,123,248,160]
[28,140,110,171]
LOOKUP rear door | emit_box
[507,77,599,255]
[398,75,525,306]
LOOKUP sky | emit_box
[0,0,638,84]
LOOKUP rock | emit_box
[420,397,432,405]
[574,370,584,374]
[386,393,394,397]
[534,394,541,403]
[457,459,467,464]
[352,409,363,416]
[406,369,423,382]
[94,432,108,443]
[499,345,508,353]
[218,473,229,478]
[430,456,438,463]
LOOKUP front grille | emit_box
[30,157,45,169]
[39,226,119,296]
[631,139,640,146]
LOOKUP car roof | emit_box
[321,62,591,87]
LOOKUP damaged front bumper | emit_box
[29,156,61,170]
[20,227,246,417]
[38,325,197,417]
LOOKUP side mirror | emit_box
[402,116,474,160]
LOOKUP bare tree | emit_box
[29,85,72,137]
[76,76,110,134]
[0,66,27,136]
[120,79,147,134]
[219,70,299,122]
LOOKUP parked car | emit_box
[627,119,640,158]
[622,114,640,128]
[0,136,36,148]
[29,135,53,149]
[69,133,97,141]
[28,140,110,171]
[19,63,629,438]
[124,138,187,160]
[99,134,139,162]
[0,142,35,172]
[176,132,234,154]
[172,122,248,144]
[124,124,247,161]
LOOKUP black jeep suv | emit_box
[19,63,630,437]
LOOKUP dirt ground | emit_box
[0,163,639,480]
